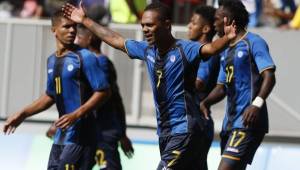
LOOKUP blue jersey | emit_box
[125,39,205,136]
[217,32,276,132]
[95,55,126,140]
[46,48,109,145]
[196,54,220,99]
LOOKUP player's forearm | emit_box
[257,69,276,100]
[203,84,226,106]
[201,36,230,59]
[73,89,111,118]
[274,9,294,20]
[21,94,54,118]
[195,79,206,92]
[126,0,140,20]
[82,17,126,52]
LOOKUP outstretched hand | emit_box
[62,1,85,23]
[120,135,134,158]
[223,17,237,40]
[3,112,26,135]
[55,113,78,130]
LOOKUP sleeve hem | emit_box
[259,65,276,74]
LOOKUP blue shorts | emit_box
[220,129,265,166]
[156,132,206,170]
[94,138,121,170]
[47,144,95,170]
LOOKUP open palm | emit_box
[223,17,237,40]
[62,1,85,23]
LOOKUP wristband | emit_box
[252,96,264,108]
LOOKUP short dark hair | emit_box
[51,10,65,27]
[194,5,216,40]
[144,2,172,21]
[219,0,249,29]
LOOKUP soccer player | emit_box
[62,2,236,169]
[75,25,134,170]
[200,0,276,170]
[187,5,219,170]
[2,10,110,170]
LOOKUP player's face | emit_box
[141,10,168,45]
[214,7,226,37]
[53,17,77,45]
[187,13,206,41]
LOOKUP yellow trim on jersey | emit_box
[222,154,241,161]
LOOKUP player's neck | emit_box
[157,36,176,56]
[229,29,248,47]
[198,35,211,44]
[56,42,75,57]
[89,47,101,56]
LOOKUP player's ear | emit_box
[165,19,171,31]
[51,26,56,34]
[203,25,210,34]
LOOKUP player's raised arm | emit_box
[200,17,236,58]
[3,94,54,135]
[62,2,126,52]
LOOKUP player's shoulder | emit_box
[246,32,267,45]
[176,39,201,47]
[47,53,56,64]
[97,55,110,63]
[126,39,149,47]
[77,48,95,58]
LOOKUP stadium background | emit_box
[0,18,299,169]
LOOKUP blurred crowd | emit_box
[0,0,299,29]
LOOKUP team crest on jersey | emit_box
[237,51,244,58]
[147,55,155,63]
[48,69,53,74]
[67,64,74,71]
[170,55,176,63]
[221,56,225,61]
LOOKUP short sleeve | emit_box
[46,74,55,98]
[251,37,276,73]
[97,56,110,79]
[46,58,55,98]
[217,60,226,84]
[124,40,148,60]
[182,40,203,63]
[197,59,210,84]
[81,51,110,91]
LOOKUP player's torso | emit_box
[47,51,96,145]
[144,44,202,136]
[220,37,267,131]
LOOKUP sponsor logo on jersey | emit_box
[226,147,239,153]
